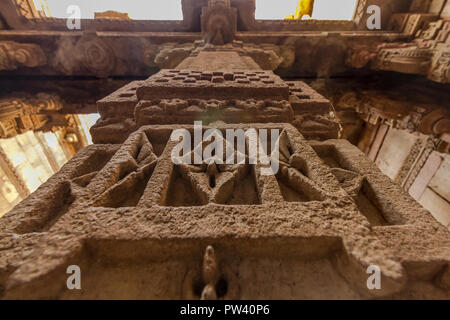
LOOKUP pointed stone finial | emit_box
[199,245,220,300]
[202,245,219,284]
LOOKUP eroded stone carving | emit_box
[14,0,40,19]
[3,26,449,300]
[173,135,256,205]
[93,69,339,144]
[134,98,293,126]
[0,93,63,138]
[242,43,284,70]
[374,44,433,76]
[0,41,46,71]
[429,48,450,82]
[201,246,220,300]
[137,69,288,100]
[347,17,450,83]
[53,35,116,76]
[336,90,450,140]
[1,124,449,299]
[346,44,380,69]
[146,41,294,71]
[152,43,196,69]
[201,0,237,45]
[76,35,116,76]
[287,81,340,140]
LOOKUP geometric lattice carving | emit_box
[136,69,289,101]
[1,124,449,299]
[92,71,338,144]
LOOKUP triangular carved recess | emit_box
[311,144,389,226]
[276,130,327,202]
[93,134,158,208]
[166,132,259,206]
[330,168,387,226]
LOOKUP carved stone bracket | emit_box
[0,41,47,71]
[149,41,293,71]
[346,43,382,69]
[151,43,196,69]
[335,90,450,153]
[243,43,295,70]
[347,18,450,84]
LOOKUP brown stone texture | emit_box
[0,0,412,80]
[1,0,450,301]
[177,48,262,71]
[312,76,450,154]
[201,0,237,45]
[1,124,449,299]
[348,10,450,84]
[0,93,90,151]
[91,44,339,144]
[0,41,46,71]
[138,69,288,100]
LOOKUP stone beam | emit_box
[0,78,130,115]
[0,31,407,79]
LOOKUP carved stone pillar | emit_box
[1,37,449,300]
[92,41,339,144]
[0,146,29,199]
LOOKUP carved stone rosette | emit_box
[0,41,47,71]
[53,35,116,76]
